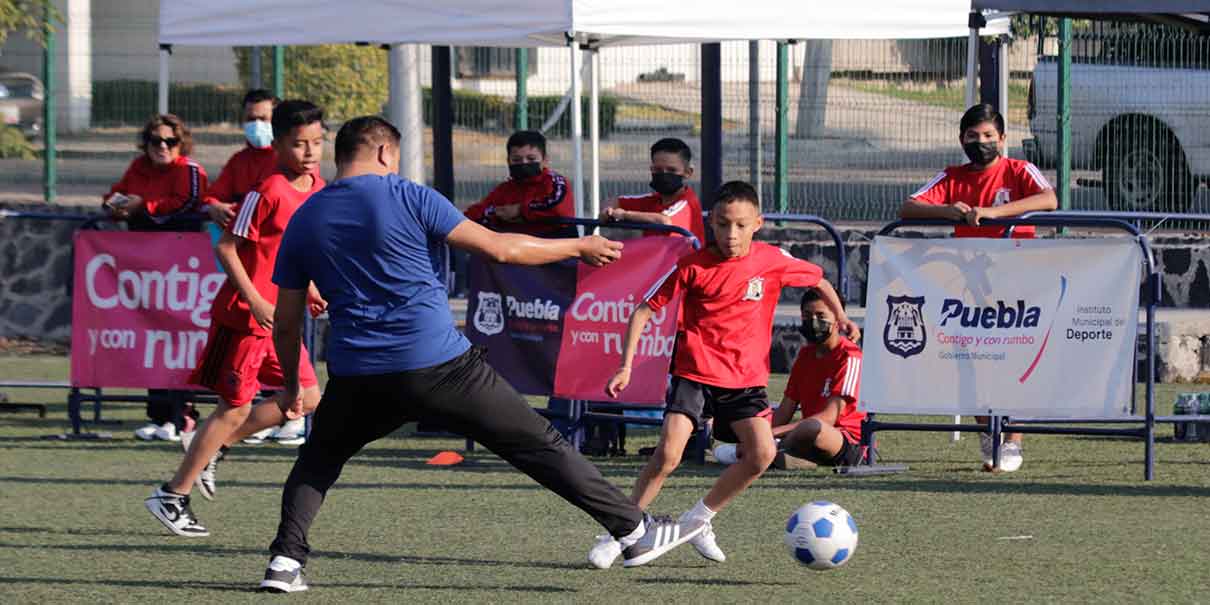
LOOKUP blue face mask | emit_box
[243,120,273,148]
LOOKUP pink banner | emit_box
[70,231,225,388]
[553,236,694,404]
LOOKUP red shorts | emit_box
[188,323,319,406]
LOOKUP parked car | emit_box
[1025,56,1207,212]
[0,71,44,139]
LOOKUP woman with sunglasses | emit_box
[103,114,210,442]
[103,113,209,232]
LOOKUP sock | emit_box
[685,499,716,522]
[616,517,647,548]
[160,483,185,497]
[269,556,302,572]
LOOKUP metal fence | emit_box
[2,17,1208,220]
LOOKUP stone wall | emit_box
[0,204,87,343]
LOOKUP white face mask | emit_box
[244,120,273,148]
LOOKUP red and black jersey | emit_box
[463,168,575,237]
[784,337,865,443]
[647,242,823,389]
[203,144,278,207]
[210,171,325,335]
[910,157,1051,238]
[106,155,208,221]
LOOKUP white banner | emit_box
[861,236,1142,418]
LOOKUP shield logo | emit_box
[473,291,505,336]
[883,295,927,358]
[742,277,765,301]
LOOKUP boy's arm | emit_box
[773,397,845,437]
[203,162,239,227]
[520,173,572,225]
[215,230,274,329]
[900,198,970,221]
[966,189,1058,226]
[272,286,307,419]
[604,303,655,398]
[608,207,673,226]
[770,398,799,436]
[815,278,860,342]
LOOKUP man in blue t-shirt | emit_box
[254,116,703,593]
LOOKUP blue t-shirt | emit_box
[273,173,470,376]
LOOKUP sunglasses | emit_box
[147,136,181,148]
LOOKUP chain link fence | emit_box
[2,16,1207,218]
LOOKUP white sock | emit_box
[616,519,647,548]
[269,556,302,572]
[685,499,716,522]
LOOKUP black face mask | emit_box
[798,316,834,344]
[962,141,1000,166]
[509,162,542,181]
[650,172,685,196]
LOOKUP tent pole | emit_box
[432,46,455,200]
[1057,17,1072,211]
[965,27,977,110]
[569,36,586,218]
[515,48,528,130]
[588,46,601,219]
[701,42,722,210]
[774,41,788,213]
[998,34,1009,132]
[389,44,424,183]
[748,40,761,200]
[157,45,170,114]
[42,0,55,202]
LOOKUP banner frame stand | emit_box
[860,213,1161,480]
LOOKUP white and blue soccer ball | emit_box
[784,501,858,570]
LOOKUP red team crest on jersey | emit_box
[743,277,765,301]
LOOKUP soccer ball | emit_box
[784,501,858,570]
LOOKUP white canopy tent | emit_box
[158,0,1008,217]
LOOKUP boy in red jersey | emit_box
[587,181,859,568]
[900,103,1057,472]
[463,130,576,238]
[202,89,281,228]
[601,137,706,243]
[772,288,865,469]
[144,100,328,537]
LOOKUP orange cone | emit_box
[426,450,464,466]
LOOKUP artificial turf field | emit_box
[2,354,1209,604]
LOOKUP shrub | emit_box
[422,88,617,137]
[0,125,36,159]
[92,81,243,126]
[235,45,387,122]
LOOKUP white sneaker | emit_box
[999,441,1023,472]
[243,427,273,445]
[588,534,622,569]
[979,433,998,471]
[272,417,306,446]
[134,423,159,441]
[712,443,738,465]
[680,514,726,562]
[153,423,180,442]
[258,556,308,593]
[144,485,209,537]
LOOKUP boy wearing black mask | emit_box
[771,288,865,469]
[602,137,706,243]
[900,104,1056,239]
[899,104,1057,472]
[464,130,576,237]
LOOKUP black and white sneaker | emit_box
[621,513,705,568]
[258,557,309,593]
[195,451,221,501]
[144,485,209,537]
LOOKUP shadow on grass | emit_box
[0,476,547,491]
[0,540,587,572]
[634,578,796,587]
[782,477,1210,498]
[0,575,576,593]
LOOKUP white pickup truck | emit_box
[1025,56,1207,212]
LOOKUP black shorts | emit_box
[665,376,771,444]
[801,437,863,467]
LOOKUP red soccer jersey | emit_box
[647,242,823,389]
[616,186,707,243]
[784,337,865,444]
[910,157,1051,238]
[202,144,278,207]
[463,168,575,237]
[210,171,325,335]
[105,155,208,219]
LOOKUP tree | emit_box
[0,0,57,47]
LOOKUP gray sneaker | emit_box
[258,557,309,593]
[621,514,705,568]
